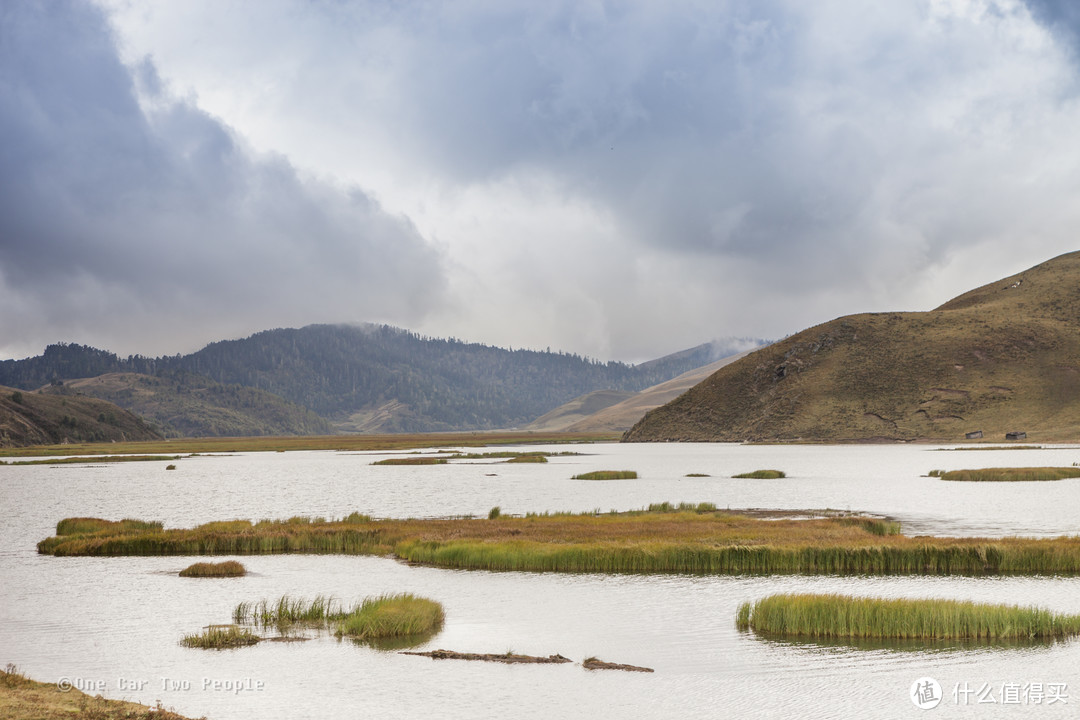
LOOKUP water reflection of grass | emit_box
[737,593,1080,640]
[751,632,1065,654]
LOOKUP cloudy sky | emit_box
[3,0,1080,363]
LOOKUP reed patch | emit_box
[181,624,261,649]
[930,467,1080,482]
[179,560,246,577]
[38,508,1080,576]
[732,470,786,479]
[736,593,1080,640]
[572,470,637,480]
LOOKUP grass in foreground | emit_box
[181,624,261,649]
[232,593,443,640]
[179,560,246,577]
[38,505,1080,576]
[335,594,444,640]
[0,665,203,720]
[929,467,1080,482]
[736,593,1080,640]
[572,470,637,480]
[732,470,786,479]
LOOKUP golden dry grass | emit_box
[0,431,617,458]
[36,509,1080,576]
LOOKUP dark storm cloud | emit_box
[0,1,444,359]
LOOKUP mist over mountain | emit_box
[0,324,758,434]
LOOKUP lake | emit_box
[3,442,1080,718]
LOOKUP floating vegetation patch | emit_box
[930,467,1080,482]
[181,625,261,649]
[936,446,1042,451]
[685,473,711,477]
[336,593,444,640]
[505,454,547,463]
[732,470,786,479]
[582,657,654,672]
[38,508,1080,576]
[572,470,638,480]
[0,455,184,466]
[736,593,1080,640]
[400,649,571,664]
[179,560,246,577]
[372,457,448,466]
[232,593,443,642]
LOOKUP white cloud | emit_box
[5,0,1080,361]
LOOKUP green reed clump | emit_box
[685,473,711,477]
[573,470,637,480]
[736,593,1080,640]
[342,512,371,524]
[834,517,902,536]
[936,467,1080,482]
[179,560,246,577]
[732,470,786,479]
[372,457,448,466]
[181,625,260,649]
[645,502,716,513]
[488,506,502,520]
[334,593,444,640]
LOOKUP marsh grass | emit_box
[54,517,162,536]
[0,455,183,466]
[736,593,1080,640]
[232,593,443,641]
[932,467,1080,482]
[39,508,1080,576]
[685,473,711,477]
[732,470,786,479]
[573,470,637,480]
[488,506,502,520]
[335,593,444,640]
[179,560,246,577]
[937,446,1042,451]
[372,457,448,466]
[181,625,260,649]
[505,454,548,463]
[0,432,617,458]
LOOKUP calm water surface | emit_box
[3,443,1080,719]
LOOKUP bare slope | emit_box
[44,372,332,438]
[0,384,161,447]
[625,251,1080,443]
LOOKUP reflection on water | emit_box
[3,443,1080,719]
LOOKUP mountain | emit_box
[527,348,756,433]
[41,373,331,438]
[625,251,1080,443]
[0,385,161,447]
[0,325,733,434]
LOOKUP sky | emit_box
[4,0,1080,363]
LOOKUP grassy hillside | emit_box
[625,251,1080,443]
[0,385,161,447]
[44,372,331,438]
